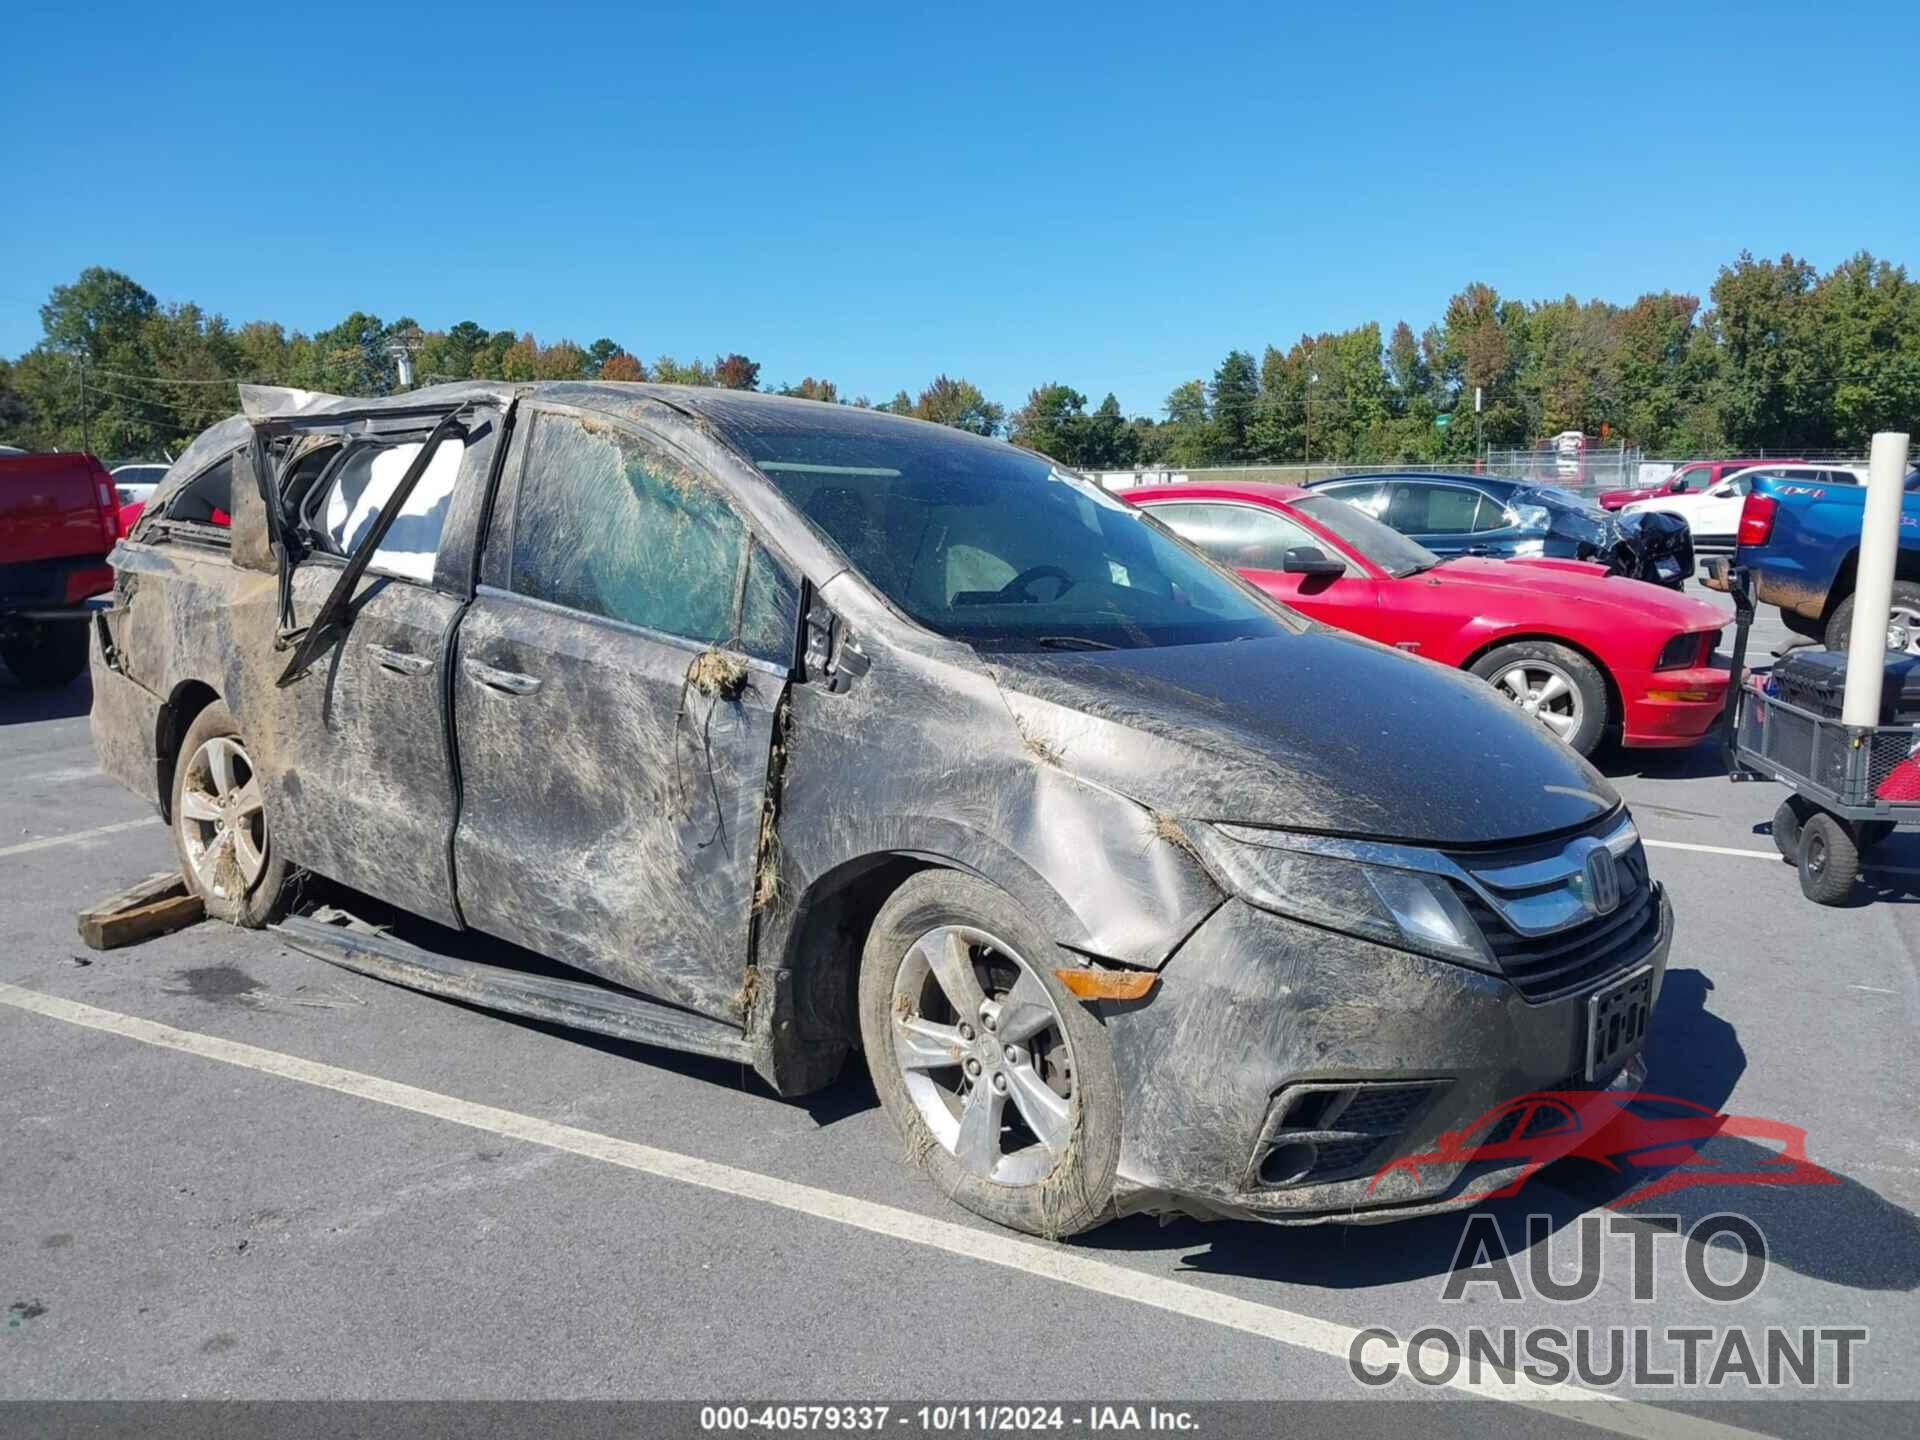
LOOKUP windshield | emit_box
[1293,494,1439,577]
[732,420,1290,650]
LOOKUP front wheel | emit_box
[2,621,89,688]
[858,871,1121,1237]
[1469,641,1609,756]
[170,700,289,927]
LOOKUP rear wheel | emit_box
[1797,813,1859,905]
[1469,641,1609,756]
[1826,581,1920,655]
[1,621,88,688]
[170,700,289,927]
[858,871,1121,1237]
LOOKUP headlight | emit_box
[1187,824,1495,970]
[1654,632,1706,670]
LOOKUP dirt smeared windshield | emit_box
[735,423,1290,650]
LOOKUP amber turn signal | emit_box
[1646,689,1712,702]
[1053,967,1159,1001]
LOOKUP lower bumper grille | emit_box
[1251,1080,1445,1189]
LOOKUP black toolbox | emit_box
[1771,649,1920,723]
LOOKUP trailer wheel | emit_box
[1771,797,1813,862]
[1797,813,1859,905]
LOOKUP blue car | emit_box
[1308,471,1692,589]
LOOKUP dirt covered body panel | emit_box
[92,381,1673,1226]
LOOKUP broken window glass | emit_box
[511,414,744,644]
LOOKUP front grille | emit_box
[1454,844,1659,1003]
[1251,1080,1444,1189]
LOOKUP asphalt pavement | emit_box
[2,609,1916,1437]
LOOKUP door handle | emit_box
[463,657,542,696]
[368,644,433,677]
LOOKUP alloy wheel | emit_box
[889,925,1076,1186]
[178,735,268,899]
[1888,605,1920,655]
[1493,661,1584,744]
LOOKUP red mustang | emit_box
[1368,1090,1837,1208]
[1121,481,1729,756]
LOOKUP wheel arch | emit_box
[1461,631,1623,736]
[154,679,222,823]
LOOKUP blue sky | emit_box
[4,1,1916,416]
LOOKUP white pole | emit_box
[1841,431,1911,726]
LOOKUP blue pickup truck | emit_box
[1733,470,1920,653]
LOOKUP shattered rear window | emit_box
[728,420,1288,650]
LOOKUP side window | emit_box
[738,541,799,665]
[321,438,464,581]
[1470,494,1512,532]
[1150,502,1329,571]
[1322,482,1385,517]
[1820,469,1860,487]
[164,455,235,528]
[511,413,744,644]
[1392,483,1481,534]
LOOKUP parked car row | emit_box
[1123,482,1727,756]
[90,383,1671,1237]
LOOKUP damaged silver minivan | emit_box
[92,382,1668,1235]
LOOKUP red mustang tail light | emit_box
[1737,494,1777,548]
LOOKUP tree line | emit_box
[3,250,1916,468]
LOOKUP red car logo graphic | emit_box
[1368,1090,1837,1207]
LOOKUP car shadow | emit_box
[0,667,92,725]
[1082,967,1920,1293]
[1594,739,1728,782]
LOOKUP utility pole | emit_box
[1305,368,1319,471]
[79,354,91,455]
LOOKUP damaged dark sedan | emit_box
[90,382,1670,1235]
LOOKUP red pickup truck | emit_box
[1596,459,1797,511]
[0,451,122,686]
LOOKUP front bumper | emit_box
[1102,887,1672,1224]
[1620,664,1728,749]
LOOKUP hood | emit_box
[1431,557,1726,628]
[989,631,1618,847]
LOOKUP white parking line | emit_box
[0,816,156,859]
[0,981,1768,1440]
[1645,836,1920,877]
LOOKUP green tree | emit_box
[912,375,1003,435]
[1009,382,1090,461]
[1206,349,1259,461]
[778,377,840,403]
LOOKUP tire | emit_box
[1469,641,1609,756]
[1797,813,1859,905]
[858,870,1121,1237]
[1826,581,1920,655]
[1,621,89,688]
[170,700,289,927]
[1772,797,1813,862]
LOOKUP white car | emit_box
[110,461,172,508]
[1622,462,1868,554]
